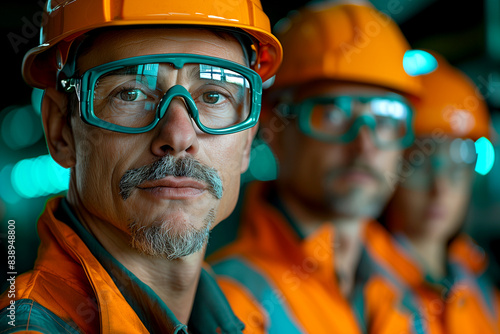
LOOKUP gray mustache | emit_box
[119,155,223,200]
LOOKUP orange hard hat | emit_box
[23,0,283,88]
[414,53,490,141]
[269,2,421,98]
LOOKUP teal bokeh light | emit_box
[11,155,70,199]
[31,88,44,115]
[475,137,495,175]
[1,105,43,150]
[47,155,71,192]
[403,50,438,76]
[33,156,52,196]
[248,142,278,181]
[12,159,37,198]
[0,164,21,205]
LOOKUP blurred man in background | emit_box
[356,54,500,334]
[209,2,421,333]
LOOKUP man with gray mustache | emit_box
[0,0,282,332]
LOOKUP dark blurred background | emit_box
[1,0,500,287]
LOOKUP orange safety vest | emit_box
[354,223,500,334]
[209,182,362,334]
[0,197,244,333]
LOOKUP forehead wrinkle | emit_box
[146,36,246,65]
[78,29,247,74]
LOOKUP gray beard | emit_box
[328,186,387,219]
[119,155,222,259]
[323,164,391,219]
[129,208,216,260]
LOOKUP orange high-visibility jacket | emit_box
[0,197,244,334]
[208,182,363,334]
[353,228,500,334]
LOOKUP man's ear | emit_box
[42,87,76,168]
[240,123,259,174]
[255,45,279,84]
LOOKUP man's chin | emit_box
[129,223,210,259]
[329,188,386,218]
[128,208,215,259]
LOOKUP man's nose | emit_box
[350,125,378,155]
[150,96,200,157]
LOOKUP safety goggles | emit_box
[400,138,477,190]
[61,54,262,134]
[285,94,414,148]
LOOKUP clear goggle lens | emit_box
[64,54,262,134]
[293,94,414,148]
[399,138,477,190]
[93,63,251,129]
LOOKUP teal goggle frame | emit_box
[286,95,415,149]
[61,53,263,135]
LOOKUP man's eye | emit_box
[118,89,147,102]
[203,92,223,104]
[326,108,346,124]
[378,117,396,128]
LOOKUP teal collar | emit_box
[58,198,244,334]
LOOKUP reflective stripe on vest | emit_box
[212,256,305,334]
